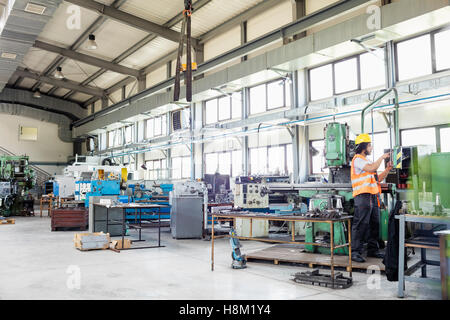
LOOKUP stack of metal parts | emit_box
[292,269,353,289]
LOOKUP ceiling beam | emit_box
[34,40,141,78]
[31,0,128,93]
[73,0,212,104]
[65,0,200,48]
[15,68,105,97]
[199,0,281,43]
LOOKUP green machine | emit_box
[0,155,36,216]
[302,122,354,254]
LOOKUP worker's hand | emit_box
[381,153,390,160]
[386,161,393,171]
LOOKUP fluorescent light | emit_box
[33,90,41,98]
[86,34,98,50]
[1,52,17,59]
[24,3,46,15]
[54,66,64,79]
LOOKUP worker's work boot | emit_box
[351,253,366,263]
[367,251,384,259]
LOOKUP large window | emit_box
[309,49,386,101]
[108,131,114,148]
[205,91,242,125]
[204,150,242,177]
[249,144,292,175]
[360,51,385,89]
[434,29,450,72]
[334,57,359,94]
[145,159,167,180]
[99,133,107,150]
[172,156,191,179]
[107,129,123,148]
[124,125,133,144]
[396,34,432,81]
[310,64,333,101]
[249,79,290,115]
[440,127,450,152]
[146,115,167,139]
[310,140,328,175]
[401,127,437,152]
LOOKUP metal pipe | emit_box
[98,91,450,159]
[361,87,400,148]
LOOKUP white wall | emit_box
[0,114,73,175]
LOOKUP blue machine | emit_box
[44,180,59,196]
[84,180,121,207]
[118,183,173,221]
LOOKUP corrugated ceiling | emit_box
[15,0,269,104]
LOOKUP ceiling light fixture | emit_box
[54,66,64,79]
[33,89,41,98]
[86,34,98,50]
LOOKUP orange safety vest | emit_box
[351,154,382,200]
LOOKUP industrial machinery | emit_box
[0,155,35,216]
[169,181,207,239]
[230,227,247,269]
[234,176,269,209]
[204,173,232,204]
[119,182,173,221]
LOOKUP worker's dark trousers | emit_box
[352,193,380,256]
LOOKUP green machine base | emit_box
[305,221,348,255]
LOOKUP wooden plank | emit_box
[246,244,385,271]
[0,218,15,225]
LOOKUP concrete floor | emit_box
[0,215,442,300]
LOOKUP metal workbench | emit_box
[397,214,450,298]
[93,203,168,250]
[211,212,353,289]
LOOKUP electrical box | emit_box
[233,183,269,209]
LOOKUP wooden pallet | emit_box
[0,218,15,225]
[246,244,385,272]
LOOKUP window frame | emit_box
[394,33,433,82]
[203,90,243,125]
[171,156,191,180]
[203,149,242,177]
[248,78,290,116]
[430,25,450,74]
[308,47,386,102]
[248,144,292,175]
[145,115,167,140]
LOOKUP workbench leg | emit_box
[348,219,352,278]
[398,215,405,298]
[421,248,427,278]
[291,221,295,242]
[330,221,335,289]
[211,215,215,271]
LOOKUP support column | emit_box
[240,21,248,62]
[294,69,309,183]
[137,75,146,93]
[101,96,108,109]
[286,0,306,43]
[242,88,250,175]
[194,44,204,81]
[121,86,126,100]
[166,61,172,92]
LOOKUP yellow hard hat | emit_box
[355,133,371,145]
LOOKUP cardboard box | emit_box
[111,238,132,250]
[74,232,110,251]
[0,218,15,225]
